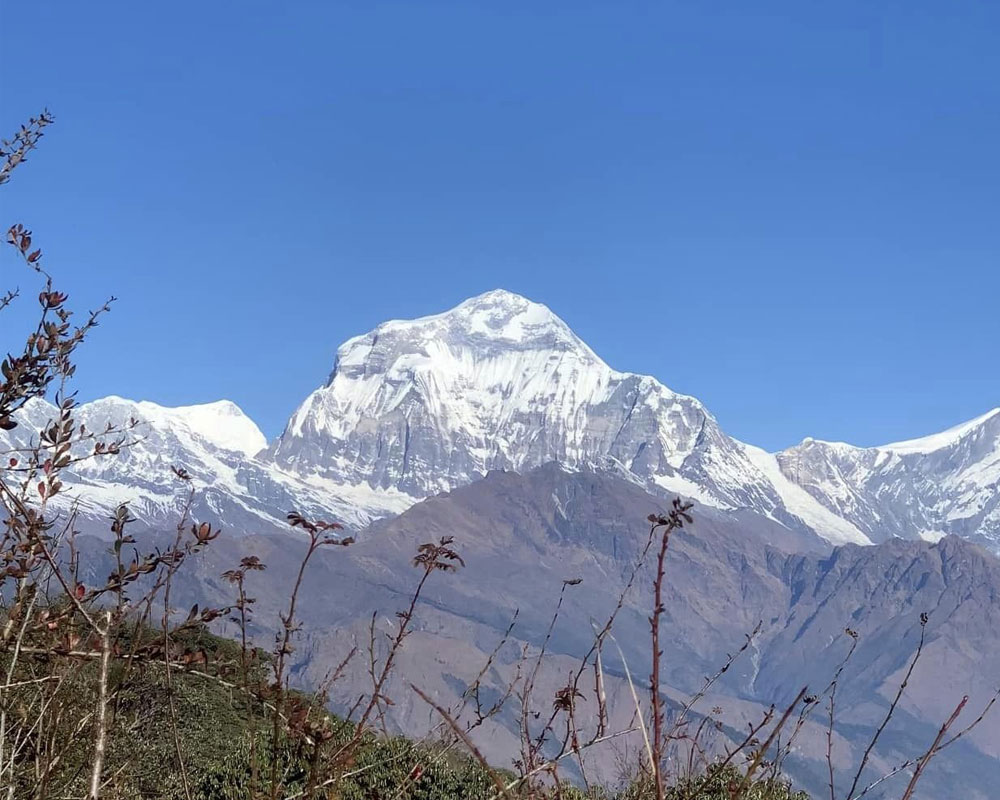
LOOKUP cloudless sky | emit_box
[2,1,998,450]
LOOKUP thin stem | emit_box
[86,613,111,800]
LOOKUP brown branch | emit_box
[411,683,512,800]
[845,616,927,800]
[899,695,968,800]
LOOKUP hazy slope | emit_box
[137,464,1000,799]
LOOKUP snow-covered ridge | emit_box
[777,406,1000,549]
[880,407,1000,455]
[2,395,402,533]
[89,396,268,457]
[3,289,998,551]
[793,406,1000,456]
[11,395,264,457]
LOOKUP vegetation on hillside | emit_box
[2,623,810,800]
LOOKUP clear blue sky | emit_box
[2,1,997,451]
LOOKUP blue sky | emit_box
[2,1,997,450]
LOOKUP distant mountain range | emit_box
[8,289,999,551]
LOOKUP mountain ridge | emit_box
[150,462,1000,800]
[4,289,997,550]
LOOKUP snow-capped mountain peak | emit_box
[0,396,269,529]
[330,289,599,378]
[270,290,706,495]
[87,396,267,457]
[10,396,265,459]
[430,288,585,346]
[265,290,872,544]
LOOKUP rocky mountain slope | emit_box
[138,464,1000,800]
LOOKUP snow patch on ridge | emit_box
[743,444,871,545]
[880,407,1000,455]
